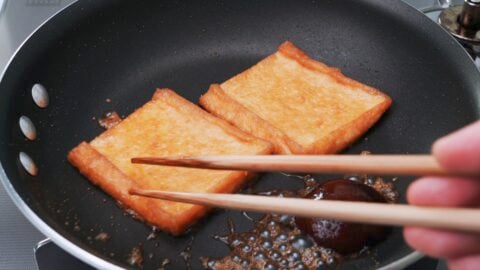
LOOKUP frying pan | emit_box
[0,0,479,269]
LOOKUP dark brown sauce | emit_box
[201,174,398,270]
[295,179,390,255]
[98,111,122,129]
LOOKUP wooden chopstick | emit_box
[129,188,480,233]
[131,155,477,177]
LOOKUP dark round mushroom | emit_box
[295,179,391,254]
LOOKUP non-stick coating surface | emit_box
[0,0,479,269]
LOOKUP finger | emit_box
[448,254,480,270]
[433,120,480,173]
[407,177,480,206]
[404,227,480,258]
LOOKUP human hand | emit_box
[404,120,480,270]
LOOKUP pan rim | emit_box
[4,0,469,268]
[0,1,121,269]
[0,162,122,269]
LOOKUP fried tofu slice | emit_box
[68,89,272,235]
[200,41,392,154]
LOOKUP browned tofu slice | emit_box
[200,41,392,154]
[68,89,272,235]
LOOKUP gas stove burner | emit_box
[0,0,5,15]
[439,0,480,45]
[421,0,455,14]
[419,0,480,65]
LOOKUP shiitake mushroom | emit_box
[295,179,391,255]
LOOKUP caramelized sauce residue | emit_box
[181,236,195,269]
[98,111,122,129]
[158,258,172,270]
[147,226,159,240]
[201,174,398,270]
[127,245,144,267]
[94,232,111,242]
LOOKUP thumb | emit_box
[432,120,480,173]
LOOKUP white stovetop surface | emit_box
[0,0,454,269]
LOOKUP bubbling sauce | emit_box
[202,175,398,269]
[202,213,340,270]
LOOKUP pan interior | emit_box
[0,0,479,269]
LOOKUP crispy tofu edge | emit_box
[200,84,307,154]
[68,89,273,235]
[200,41,392,154]
[277,41,392,103]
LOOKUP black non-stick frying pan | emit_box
[0,0,479,269]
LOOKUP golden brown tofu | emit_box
[200,41,392,154]
[68,89,272,235]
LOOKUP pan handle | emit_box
[34,238,52,253]
[33,238,93,269]
[34,238,52,269]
